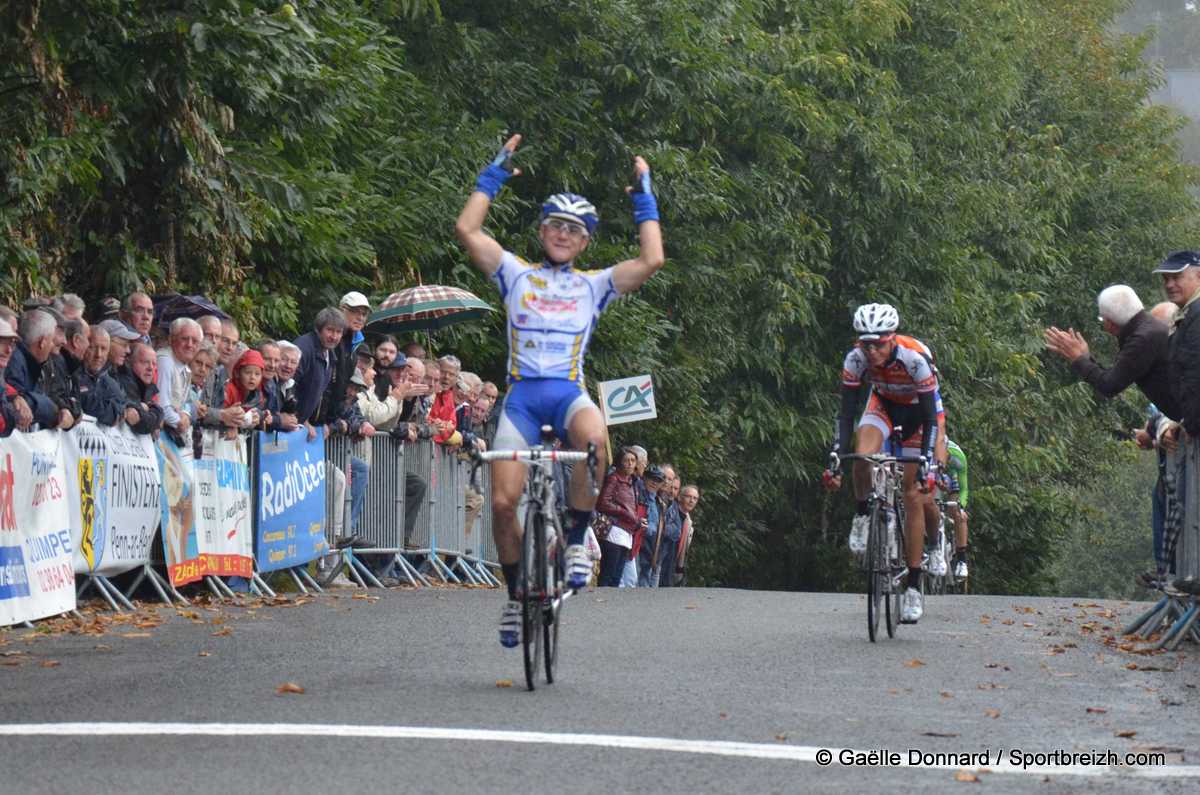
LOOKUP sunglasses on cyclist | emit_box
[859,335,894,350]
[542,218,589,239]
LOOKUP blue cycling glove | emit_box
[475,147,515,200]
[629,168,659,224]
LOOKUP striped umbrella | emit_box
[365,285,494,333]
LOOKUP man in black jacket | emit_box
[112,343,163,435]
[1157,252,1200,437]
[1044,284,1179,420]
[75,326,133,427]
[5,310,69,430]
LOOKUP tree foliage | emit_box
[3,0,1195,596]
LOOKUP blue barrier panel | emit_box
[255,430,329,573]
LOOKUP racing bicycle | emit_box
[473,428,597,690]
[831,450,924,642]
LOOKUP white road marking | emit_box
[0,723,1197,779]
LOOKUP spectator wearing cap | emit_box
[1044,285,1178,419]
[76,326,132,427]
[0,318,28,436]
[99,319,140,370]
[5,310,70,429]
[293,307,346,436]
[121,292,154,345]
[97,296,121,322]
[156,317,202,444]
[636,465,668,587]
[316,291,371,430]
[113,342,164,434]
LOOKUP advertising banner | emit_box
[255,429,328,572]
[155,433,202,585]
[193,430,253,578]
[63,421,159,576]
[598,374,658,426]
[0,431,77,626]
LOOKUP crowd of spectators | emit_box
[591,444,701,588]
[1044,251,1200,593]
[2,289,699,588]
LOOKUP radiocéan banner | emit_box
[0,431,77,626]
[255,429,328,573]
[63,420,159,576]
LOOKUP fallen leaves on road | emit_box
[211,627,233,637]
[1115,730,1137,739]
[1086,707,1108,714]
[495,679,513,688]
[39,660,60,668]
[198,651,211,657]
[119,632,152,638]
[954,770,980,783]
[940,691,954,699]
[976,683,1005,691]
[923,731,959,738]
[984,663,1011,671]
[774,734,787,742]
[983,709,1001,719]
[904,659,926,668]
[275,682,305,695]
[351,594,380,602]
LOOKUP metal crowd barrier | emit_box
[317,435,500,588]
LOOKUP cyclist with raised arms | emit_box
[823,303,940,623]
[941,438,970,580]
[455,134,665,647]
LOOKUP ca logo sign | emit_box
[599,375,657,425]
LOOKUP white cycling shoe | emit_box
[953,559,969,579]
[498,600,521,648]
[925,545,947,576]
[564,544,591,591]
[849,515,869,554]
[901,587,924,623]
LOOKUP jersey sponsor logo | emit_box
[528,275,548,289]
[520,293,579,314]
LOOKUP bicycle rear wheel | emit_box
[543,520,563,684]
[521,505,545,691]
[866,507,885,642]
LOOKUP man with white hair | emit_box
[4,310,70,429]
[157,317,202,441]
[1044,284,1177,418]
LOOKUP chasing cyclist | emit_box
[455,134,665,647]
[823,303,941,623]
[940,439,970,580]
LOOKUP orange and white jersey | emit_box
[841,334,938,405]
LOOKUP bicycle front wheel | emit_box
[521,505,545,691]
[866,507,886,642]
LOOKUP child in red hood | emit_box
[223,349,271,438]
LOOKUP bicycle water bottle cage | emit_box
[889,425,903,456]
[540,425,555,446]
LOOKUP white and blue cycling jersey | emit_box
[490,250,621,449]
[491,250,620,384]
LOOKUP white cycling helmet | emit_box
[853,303,900,340]
[541,193,599,235]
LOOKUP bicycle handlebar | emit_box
[832,452,927,468]
[469,444,601,497]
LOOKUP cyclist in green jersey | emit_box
[941,439,970,579]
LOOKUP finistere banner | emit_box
[0,430,77,626]
[255,429,328,573]
[63,420,159,576]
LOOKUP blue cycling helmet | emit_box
[541,193,599,236]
